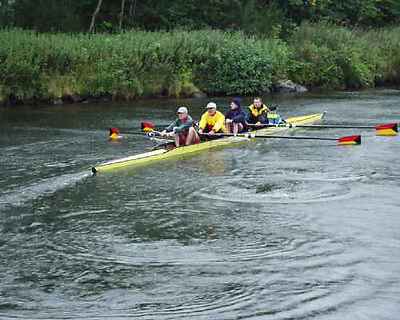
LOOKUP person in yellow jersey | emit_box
[247,97,271,125]
[198,102,226,135]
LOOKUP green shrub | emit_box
[196,44,272,95]
[359,27,400,85]
[290,42,344,88]
[0,51,45,99]
[0,29,291,100]
[288,22,390,89]
[190,32,291,94]
[0,25,399,104]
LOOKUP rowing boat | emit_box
[92,113,324,174]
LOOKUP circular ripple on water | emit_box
[34,233,365,320]
[193,166,364,204]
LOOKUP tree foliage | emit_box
[1,0,399,33]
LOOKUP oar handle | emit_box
[147,130,162,137]
[246,122,293,129]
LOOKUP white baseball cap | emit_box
[206,102,217,109]
[177,106,188,114]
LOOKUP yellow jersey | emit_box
[248,104,270,118]
[199,110,226,133]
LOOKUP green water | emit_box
[1,90,400,319]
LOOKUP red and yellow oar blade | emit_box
[141,121,155,133]
[375,123,398,136]
[338,135,361,145]
[109,127,122,140]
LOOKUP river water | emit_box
[0,90,399,319]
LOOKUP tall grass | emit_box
[289,22,400,89]
[0,29,289,102]
[359,27,400,85]
[0,25,399,104]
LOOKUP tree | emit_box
[1,0,399,32]
[89,0,103,33]
[128,0,138,25]
[119,0,126,31]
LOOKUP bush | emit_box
[288,22,400,89]
[359,27,400,85]
[0,29,292,101]
[0,51,45,99]
[195,36,273,95]
[290,41,344,89]
[1,25,399,104]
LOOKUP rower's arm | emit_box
[174,119,193,133]
[198,114,207,129]
[213,114,225,132]
[165,119,178,132]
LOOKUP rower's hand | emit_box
[198,129,204,134]
[226,119,232,124]
[160,130,167,137]
[209,130,215,135]
[166,132,175,138]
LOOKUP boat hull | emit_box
[92,113,324,173]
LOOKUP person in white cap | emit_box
[161,106,200,147]
[198,102,226,135]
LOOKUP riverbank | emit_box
[1,23,399,106]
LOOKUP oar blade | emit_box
[338,135,361,145]
[109,127,123,140]
[141,121,156,133]
[375,123,398,136]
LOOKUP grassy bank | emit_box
[289,23,400,89]
[0,24,399,105]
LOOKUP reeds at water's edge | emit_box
[1,24,399,104]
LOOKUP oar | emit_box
[108,121,163,136]
[117,127,174,149]
[108,127,171,140]
[247,122,398,136]
[118,130,149,136]
[109,128,150,137]
[201,132,361,145]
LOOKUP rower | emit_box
[198,102,226,135]
[247,97,271,125]
[160,106,200,147]
[225,98,247,134]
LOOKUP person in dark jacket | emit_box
[225,98,247,134]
